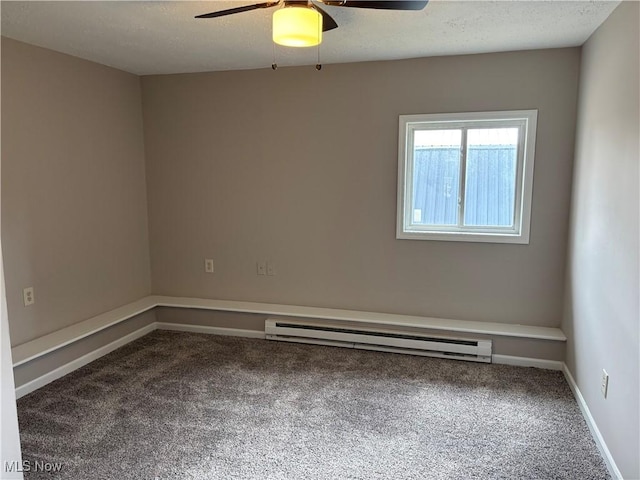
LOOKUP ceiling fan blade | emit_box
[195,2,279,19]
[312,4,339,32]
[321,1,428,10]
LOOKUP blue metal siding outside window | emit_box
[413,146,517,227]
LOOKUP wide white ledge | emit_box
[12,295,566,367]
[11,297,157,367]
[155,296,566,341]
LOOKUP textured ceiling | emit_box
[0,1,620,75]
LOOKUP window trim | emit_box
[396,110,538,244]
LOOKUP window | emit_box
[397,110,537,244]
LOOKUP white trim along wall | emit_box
[9,296,619,478]
[11,295,566,367]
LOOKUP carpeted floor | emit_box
[17,331,609,479]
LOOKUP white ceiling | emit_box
[1,1,620,75]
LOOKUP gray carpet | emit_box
[17,331,609,479]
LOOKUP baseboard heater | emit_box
[265,318,492,363]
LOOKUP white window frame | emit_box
[396,110,537,244]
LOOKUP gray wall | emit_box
[3,21,631,476]
[1,38,152,346]
[142,48,580,328]
[562,2,639,478]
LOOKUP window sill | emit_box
[396,230,530,244]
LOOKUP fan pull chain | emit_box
[272,41,278,70]
[316,15,322,71]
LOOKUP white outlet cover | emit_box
[601,369,609,398]
[204,259,214,273]
[23,287,35,306]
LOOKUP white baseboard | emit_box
[14,330,560,399]
[467,355,621,478]
[492,354,564,370]
[562,365,622,479]
[12,320,622,480]
[156,322,266,339]
[14,322,265,399]
[14,323,156,399]
[14,334,564,399]
[12,297,157,367]
[13,295,566,368]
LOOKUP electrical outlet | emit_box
[257,261,266,276]
[23,287,35,306]
[267,261,276,276]
[204,259,214,274]
[601,369,609,398]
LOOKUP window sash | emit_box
[397,110,537,244]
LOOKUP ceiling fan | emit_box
[195,1,429,48]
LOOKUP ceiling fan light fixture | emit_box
[272,6,322,47]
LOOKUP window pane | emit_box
[463,128,518,227]
[412,129,461,226]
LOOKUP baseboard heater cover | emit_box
[265,318,492,363]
